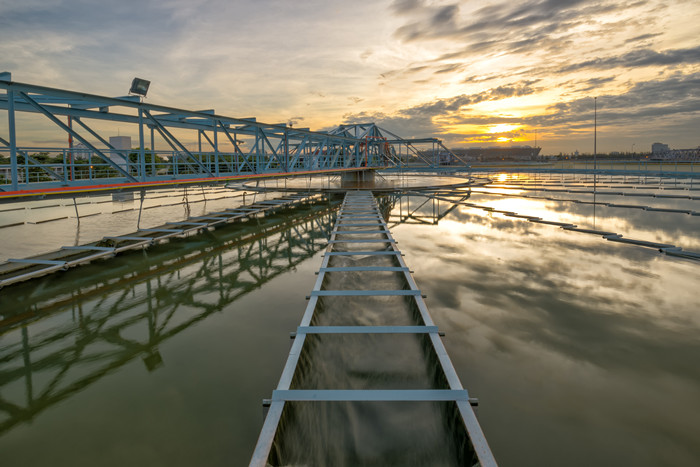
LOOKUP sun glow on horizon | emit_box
[488,124,521,134]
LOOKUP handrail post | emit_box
[8,90,18,191]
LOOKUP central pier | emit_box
[251,190,495,466]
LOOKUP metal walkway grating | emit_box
[250,190,496,466]
[0,193,321,288]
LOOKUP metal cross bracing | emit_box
[250,190,495,466]
[0,192,325,288]
[378,190,472,227]
[0,74,463,198]
[329,123,469,168]
[0,200,338,436]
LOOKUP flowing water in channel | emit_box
[268,216,471,466]
[0,174,699,466]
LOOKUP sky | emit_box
[1,0,699,155]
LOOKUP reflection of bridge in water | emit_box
[0,198,340,436]
[0,192,464,439]
[383,189,471,227]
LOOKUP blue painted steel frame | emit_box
[0,76,369,193]
[0,74,468,197]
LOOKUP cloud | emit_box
[624,33,663,44]
[342,80,542,142]
[344,72,700,147]
[534,73,700,126]
[402,81,542,116]
[392,0,640,49]
[555,46,700,74]
[434,63,464,74]
[347,80,541,122]
[566,76,617,93]
[389,0,424,14]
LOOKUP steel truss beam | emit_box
[1,75,464,195]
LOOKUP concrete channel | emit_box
[250,190,495,466]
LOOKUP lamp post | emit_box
[594,97,597,172]
[593,97,597,228]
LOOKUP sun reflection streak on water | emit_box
[388,184,700,467]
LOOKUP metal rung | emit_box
[530,220,577,227]
[645,207,692,213]
[339,214,381,217]
[104,236,153,242]
[311,290,420,297]
[62,246,115,252]
[166,221,209,226]
[336,223,386,227]
[271,389,469,402]
[297,325,438,334]
[325,251,401,256]
[328,239,395,244]
[8,258,67,265]
[563,227,617,236]
[334,230,391,235]
[320,266,409,272]
[206,211,243,216]
[138,228,183,233]
[605,236,675,249]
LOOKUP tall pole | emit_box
[593,97,597,229]
[594,97,597,171]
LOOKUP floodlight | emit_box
[129,78,150,97]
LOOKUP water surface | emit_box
[1,173,699,466]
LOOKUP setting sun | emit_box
[488,124,521,134]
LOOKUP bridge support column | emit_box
[8,90,19,191]
[341,170,375,188]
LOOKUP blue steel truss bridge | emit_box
[0,73,463,199]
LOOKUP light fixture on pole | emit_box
[129,78,151,97]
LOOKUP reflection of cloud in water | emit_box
[446,198,700,252]
[478,194,700,250]
[392,203,700,465]
[400,212,700,379]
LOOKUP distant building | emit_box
[71,142,92,160]
[669,147,700,160]
[108,136,131,170]
[447,146,541,162]
[651,142,669,155]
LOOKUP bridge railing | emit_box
[0,145,391,190]
[0,75,401,194]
